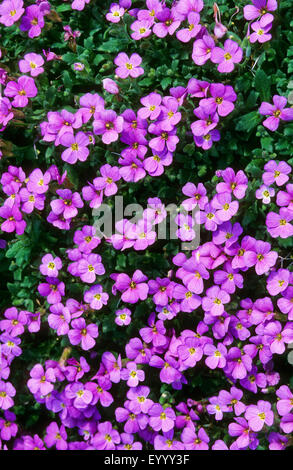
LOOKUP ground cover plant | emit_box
[0,0,293,451]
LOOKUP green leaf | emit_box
[235,112,262,132]
[254,69,271,102]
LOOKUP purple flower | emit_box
[93,110,124,144]
[244,240,278,275]
[244,0,277,23]
[200,84,237,117]
[0,307,27,337]
[92,421,120,450]
[216,168,248,199]
[112,270,149,304]
[250,16,273,43]
[0,0,24,27]
[106,3,125,23]
[51,189,83,220]
[153,7,181,38]
[259,96,293,131]
[0,411,18,441]
[44,422,68,450]
[73,225,101,253]
[191,106,219,137]
[0,381,16,410]
[276,385,293,416]
[202,285,230,316]
[19,4,45,38]
[256,184,275,204]
[102,78,119,94]
[176,12,201,42]
[84,285,109,310]
[48,303,71,336]
[263,160,291,186]
[266,269,290,296]
[263,321,293,354]
[149,404,176,432]
[40,253,62,277]
[266,208,293,239]
[115,308,132,326]
[211,39,243,73]
[68,318,99,350]
[192,35,215,65]
[121,361,145,387]
[245,400,274,431]
[27,364,56,396]
[59,132,90,164]
[19,53,44,78]
[0,205,26,235]
[181,427,209,450]
[114,53,144,78]
[204,343,227,369]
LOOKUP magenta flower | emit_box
[244,0,277,23]
[40,254,62,277]
[211,39,243,73]
[259,96,293,131]
[278,287,293,320]
[266,208,293,239]
[73,225,100,253]
[276,385,293,416]
[256,184,275,204]
[50,189,83,220]
[245,400,274,431]
[4,76,37,107]
[27,364,56,396]
[264,321,293,354]
[194,129,221,150]
[68,318,99,350]
[19,4,45,38]
[37,277,65,305]
[138,92,162,120]
[121,362,145,387]
[106,3,125,23]
[149,404,176,432]
[0,205,26,235]
[59,132,90,164]
[212,192,239,222]
[202,285,230,316]
[102,78,119,94]
[250,16,273,43]
[153,7,181,38]
[113,270,149,304]
[277,184,293,211]
[244,240,278,275]
[216,168,248,199]
[48,303,71,336]
[44,422,68,450]
[200,84,237,117]
[224,347,252,379]
[228,417,256,449]
[130,19,153,40]
[191,106,219,137]
[0,381,16,410]
[0,411,18,441]
[0,97,14,129]
[0,0,24,26]
[0,307,27,337]
[263,159,291,186]
[19,53,44,77]
[266,269,290,296]
[92,421,120,450]
[93,110,124,144]
[176,12,201,42]
[181,427,209,450]
[114,53,144,79]
[77,253,105,283]
[115,308,132,326]
[84,285,109,310]
[192,35,215,65]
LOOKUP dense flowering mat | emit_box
[0,0,293,451]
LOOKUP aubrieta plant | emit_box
[0,0,292,451]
